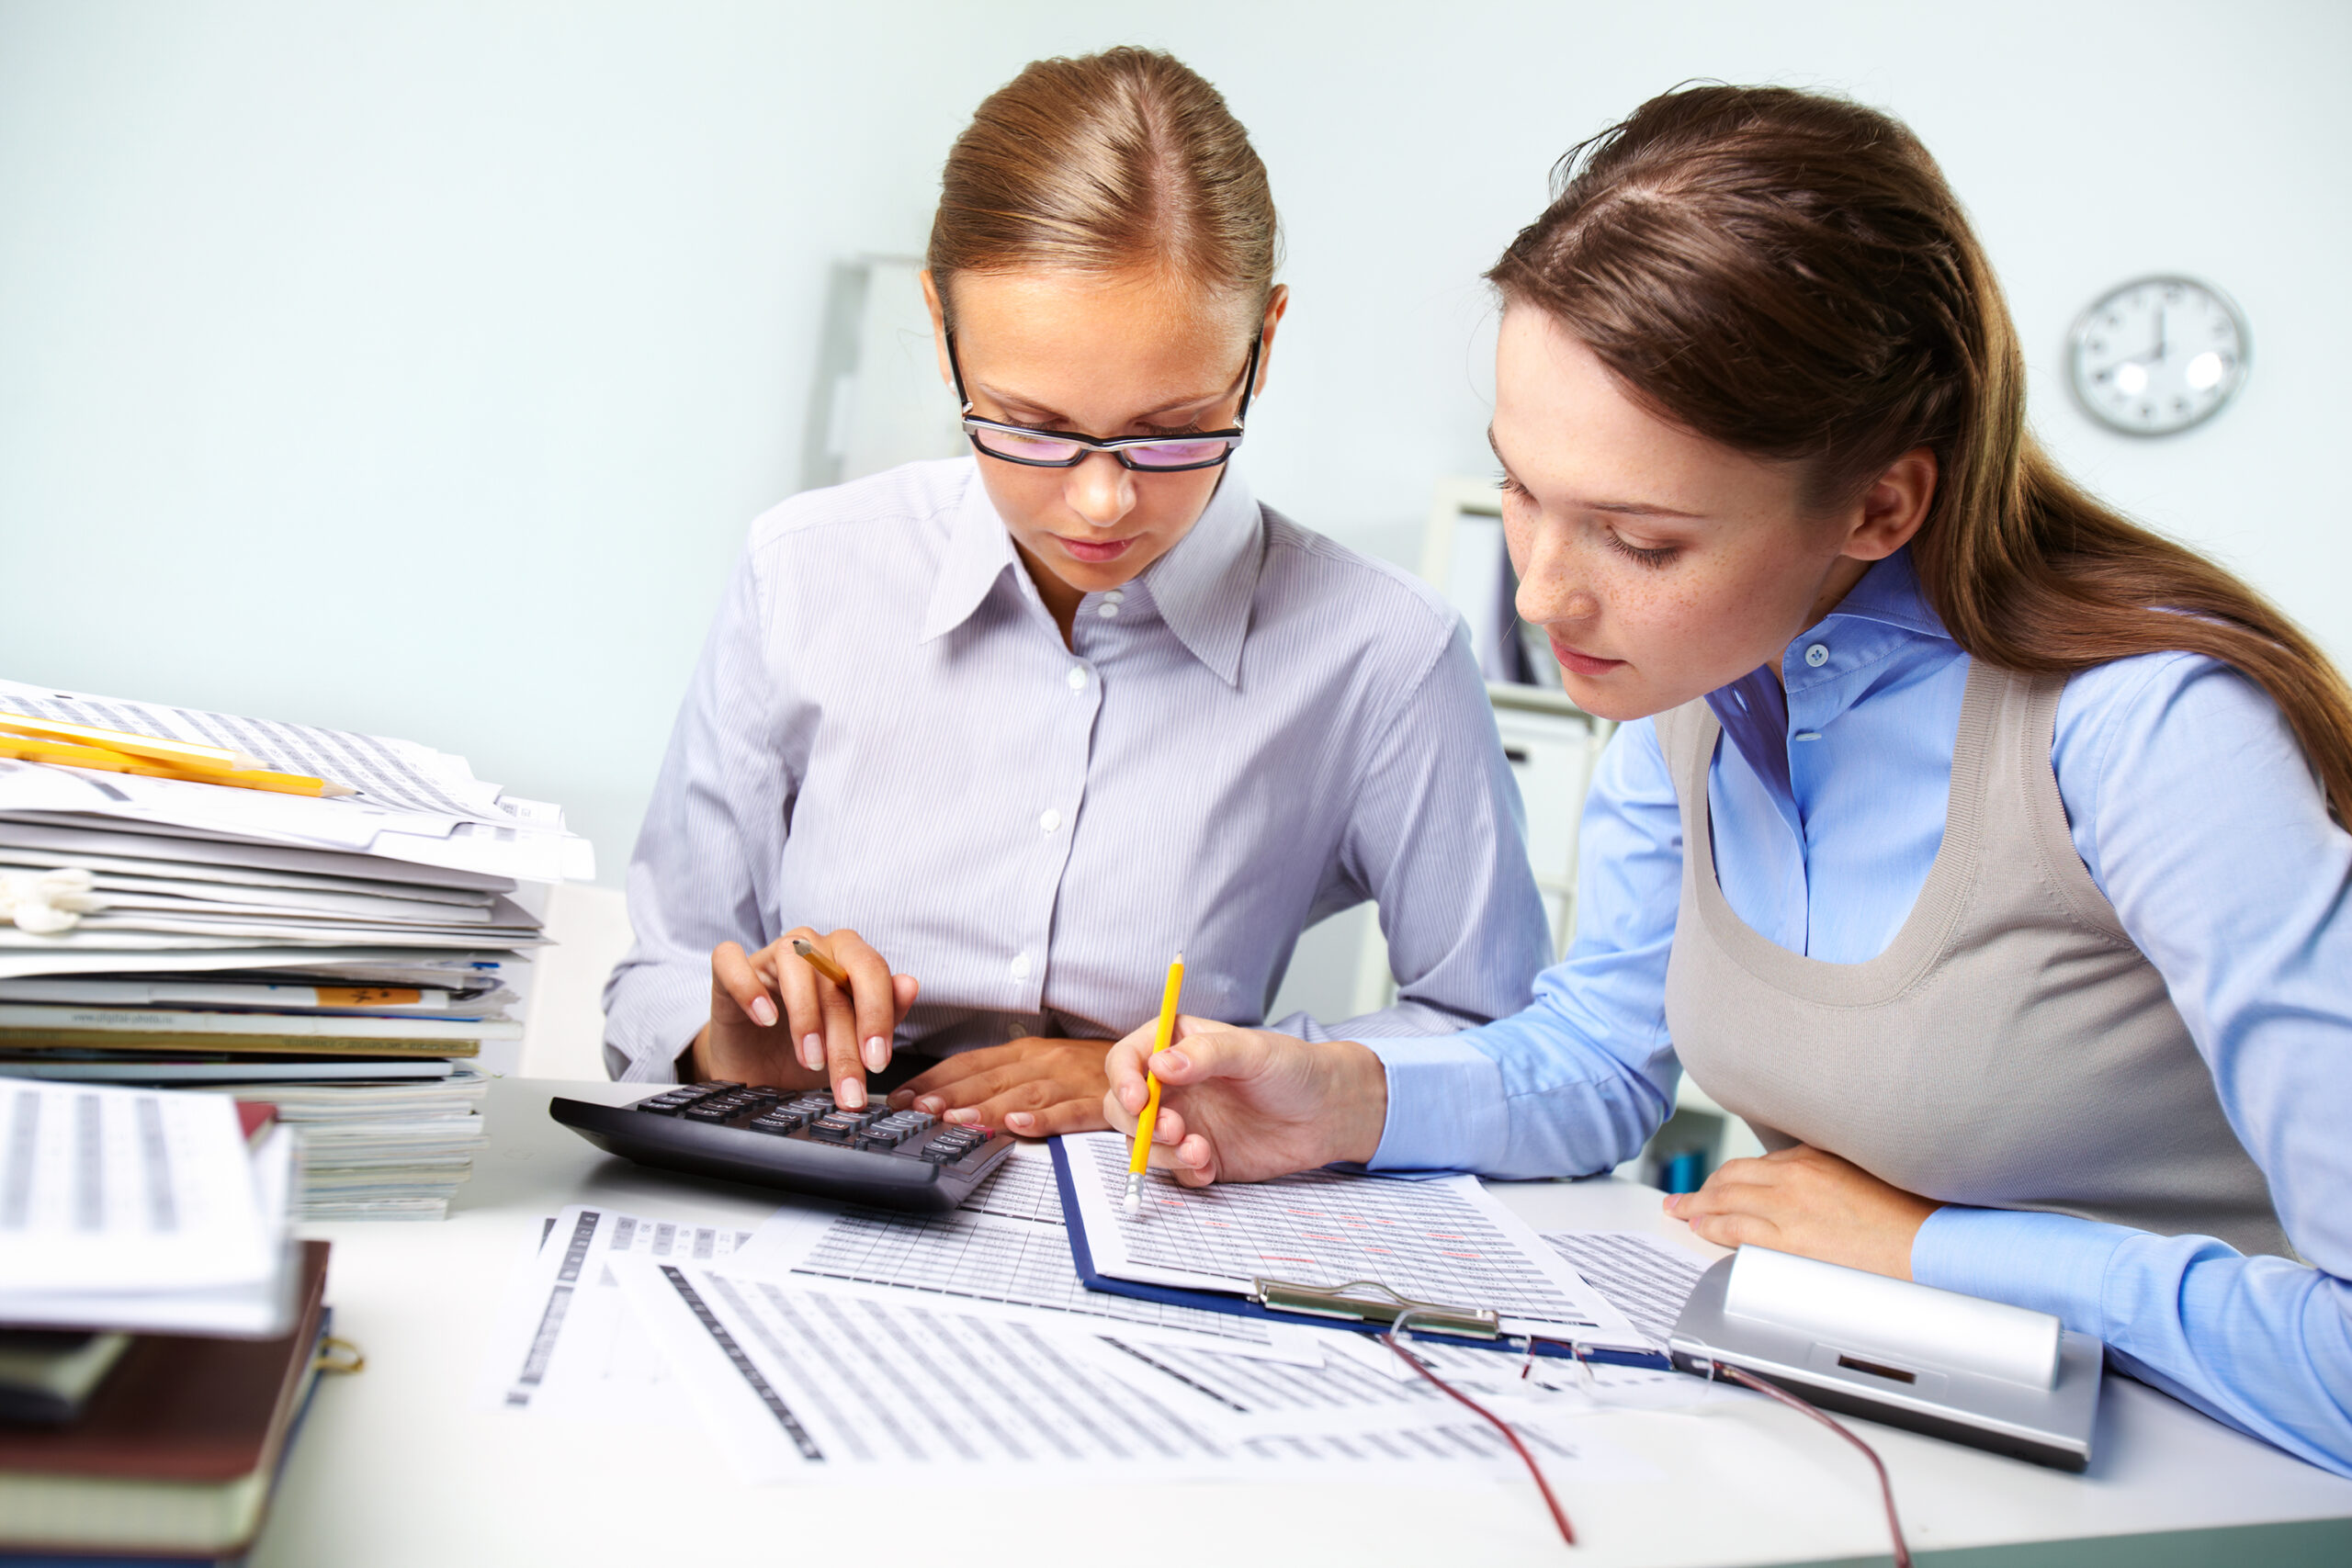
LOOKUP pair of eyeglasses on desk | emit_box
[944,329,1261,472]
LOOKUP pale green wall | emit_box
[5,0,2346,877]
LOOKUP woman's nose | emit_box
[1514,536,1597,627]
[1064,453,1136,528]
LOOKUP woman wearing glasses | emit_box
[1107,85,2352,1475]
[602,48,1549,1132]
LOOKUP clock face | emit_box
[2068,276,2249,436]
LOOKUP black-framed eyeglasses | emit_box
[945,330,1261,472]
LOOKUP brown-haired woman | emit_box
[1106,85,2352,1474]
[605,49,1548,1138]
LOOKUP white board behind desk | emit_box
[254,1077,2352,1568]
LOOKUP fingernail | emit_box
[916,1096,943,1113]
[862,1036,888,1072]
[751,997,778,1027]
[887,1090,911,1109]
[1007,1111,1034,1130]
[945,1108,974,1123]
[837,1078,865,1110]
[1159,1051,1189,1074]
[800,1033,823,1069]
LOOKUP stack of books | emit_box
[0,1078,334,1563]
[0,679,592,1219]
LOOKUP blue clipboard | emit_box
[1047,1137,1669,1370]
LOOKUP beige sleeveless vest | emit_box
[1657,659,2290,1258]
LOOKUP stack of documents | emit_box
[0,679,594,1218]
[481,1145,1728,1490]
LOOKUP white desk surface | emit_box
[252,1077,2352,1568]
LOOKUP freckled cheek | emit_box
[1614,567,1746,672]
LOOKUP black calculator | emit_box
[548,1082,1015,1213]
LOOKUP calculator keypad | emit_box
[635,1084,991,1165]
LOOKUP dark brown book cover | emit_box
[0,1240,329,1484]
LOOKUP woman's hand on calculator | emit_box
[887,1038,1115,1138]
[696,929,919,1110]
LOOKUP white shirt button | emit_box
[1066,667,1088,690]
[1804,643,1830,668]
[1009,953,1032,980]
[1096,603,1120,619]
[1103,590,1125,604]
[1793,730,1824,742]
[1038,808,1061,833]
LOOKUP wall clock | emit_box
[2067,276,2249,437]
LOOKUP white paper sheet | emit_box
[746,1147,1308,1357]
[0,1078,299,1337]
[1539,1230,1710,1348]
[1318,1331,1738,1415]
[0,865,500,924]
[1060,1132,1647,1348]
[0,818,514,892]
[619,1256,1652,1486]
[0,681,503,824]
[0,1077,275,1290]
[479,1203,763,1427]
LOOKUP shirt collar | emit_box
[920,468,1025,643]
[1816,546,1948,642]
[1133,468,1261,686]
[919,463,1263,687]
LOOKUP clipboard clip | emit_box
[1249,1277,1501,1339]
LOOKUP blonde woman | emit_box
[605,49,1548,1134]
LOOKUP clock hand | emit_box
[2151,306,2167,364]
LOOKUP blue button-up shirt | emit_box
[605,457,1551,1082]
[1370,548,2352,1476]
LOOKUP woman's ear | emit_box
[1251,285,1290,399]
[920,270,952,387]
[1844,447,1937,561]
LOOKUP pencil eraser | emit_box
[1123,1192,1141,1216]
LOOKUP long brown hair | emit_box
[928,47,1279,320]
[1490,85,2352,824]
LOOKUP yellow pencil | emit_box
[1124,951,1185,1216]
[0,737,356,798]
[0,709,266,773]
[789,938,852,988]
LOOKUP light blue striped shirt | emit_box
[1369,548,2352,1476]
[605,457,1551,1084]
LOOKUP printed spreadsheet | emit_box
[1074,1134,1629,1337]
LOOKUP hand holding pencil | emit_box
[1103,1015,1392,1190]
[699,928,921,1109]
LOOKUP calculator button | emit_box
[747,1115,799,1135]
[691,1082,743,1094]
[683,1104,739,1122]
[810,1113,864,1141]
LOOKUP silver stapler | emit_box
[1668,1246,2103,1471]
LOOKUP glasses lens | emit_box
[1125,436,1235,470]
[972,426,1084,464]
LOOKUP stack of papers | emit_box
[0,1078,301,1338]
[480,1147,1730,1490]
[0,679,595,1219]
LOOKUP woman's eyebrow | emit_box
[980,383,1226,426]
[1486,424,1703,518]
